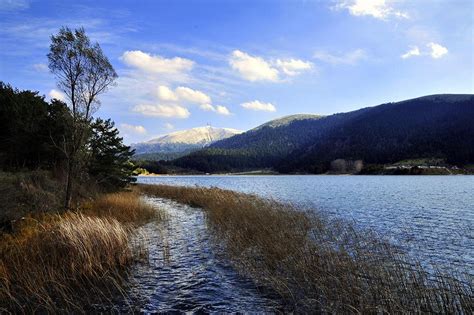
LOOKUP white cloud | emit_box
[134,84,217,119]
[132,104,190,118]
[229,50,279,82]
[164,122,175,130]
[157,85,211,105]
[401,46,420,59]
[199,103,232,115]
[241,100,276,112]
[427,42,448,59]
[313,49,366,65]
[229,50,313,81]
[275,59,313,76]
[216,105,231,115]
[33,63,48,72]
[157,85,178,101]
[199,103,215,111]
[333,0,409,20]
[120,123,147,135]
[49,89,65,101]
[175,86,211,104]
[121,50,194,75]
[401,43,448,59]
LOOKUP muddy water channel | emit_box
[125,197,280,312]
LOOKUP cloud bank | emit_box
[333,0,409,20]
[122,50,194,75]
[229,50,312,82]
[229,50,279,82]
[132,104,190,118]
[241,100,276,112]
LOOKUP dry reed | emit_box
[137,184,473,313]
[84,190,165,224]
[0,190,162,313]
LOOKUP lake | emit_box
[137,175,474,276]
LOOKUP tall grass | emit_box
[0,190,162,313]
[0,171,64,228]
[138,184,473,313]
[83,190,165,224]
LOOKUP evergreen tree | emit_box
[0,82,71,169]
[88,118,136,190]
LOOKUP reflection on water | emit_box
[126,197,280,313]
[137,175,474,276]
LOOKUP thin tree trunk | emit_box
[64,156,74,209]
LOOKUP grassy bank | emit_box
[0,187,163,312]
[138,184,473,313]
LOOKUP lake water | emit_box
[123,198,280,313]
[137,175,474,276]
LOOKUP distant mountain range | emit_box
[167,94,473,173]
[132,126,242,160]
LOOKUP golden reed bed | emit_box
[0,190,162,312]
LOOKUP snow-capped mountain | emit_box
[132,126,242,160]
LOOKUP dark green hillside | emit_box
[277,95,474,173]
[172,111,369,172]
[170,95,474,173]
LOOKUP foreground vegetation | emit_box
[138,184,473,313]
[0,27,144,312]
[0,187,162,312]
[0,27,156,313]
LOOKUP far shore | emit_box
[135,169,473,176]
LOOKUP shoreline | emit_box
[2,180,472,312]
[136,172,473,176]
[134,184,473,313]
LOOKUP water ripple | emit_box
[137,175,474,276]
[126,198,280,313]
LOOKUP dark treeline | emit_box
[164,95,474,174]
[0,82,135,191]
[0,82,69,169]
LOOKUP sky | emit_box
[0,0,473,144]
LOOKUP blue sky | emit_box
[0,0,473,144]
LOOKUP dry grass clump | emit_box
[0,213,135,312]
[0,171,64,227]
[83,190,165,224]
[0,190,162,313]
[138,184,473,313]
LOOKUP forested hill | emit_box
[170,94,474,173]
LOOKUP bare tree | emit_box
[48,27,117,208]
